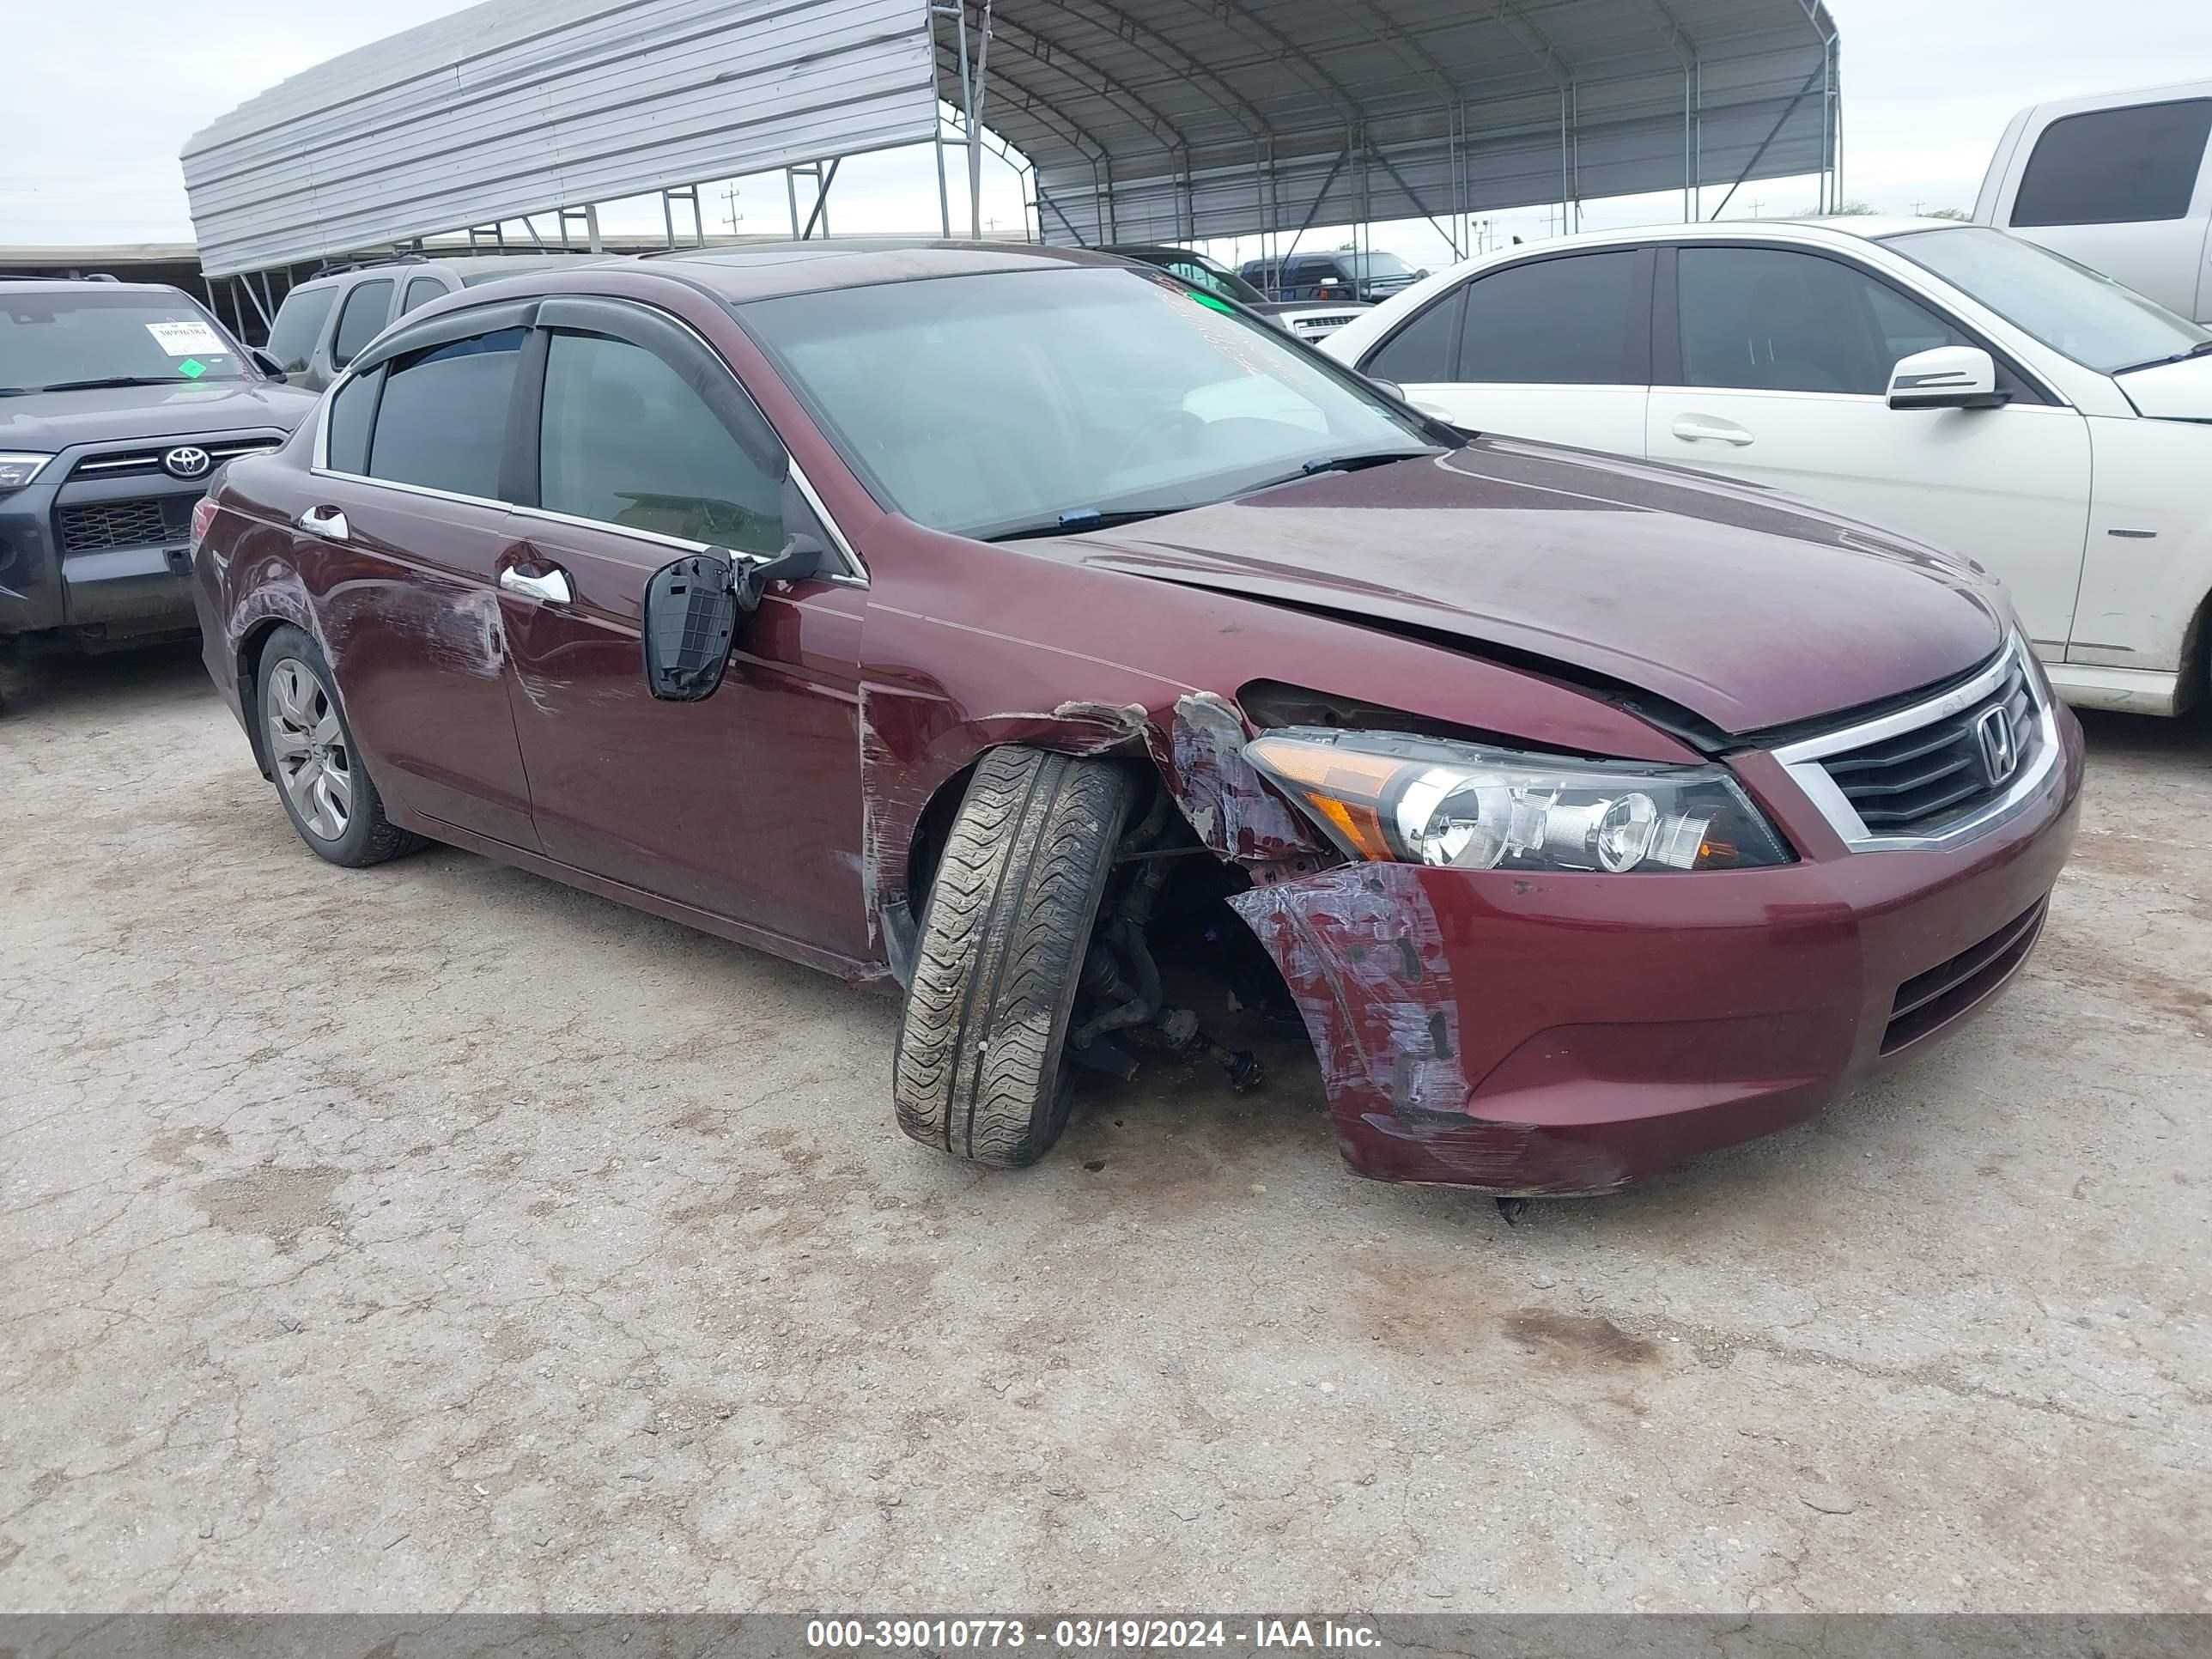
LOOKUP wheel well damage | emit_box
[860,683,1335,987]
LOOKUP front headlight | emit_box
[0,453,56,491]
[1245,728,1792,872]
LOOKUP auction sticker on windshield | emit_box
[143,319,227,356]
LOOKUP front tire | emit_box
[893,746,1135,1168]
[255,625,420,867]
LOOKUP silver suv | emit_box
[264,255,614,392]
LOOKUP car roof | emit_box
[289,253,618,292]
[0,276,188,295]
[634,239,1128,305]
[1461,216,1958,258]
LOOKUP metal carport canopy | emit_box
[179,0,1838,276]
[965,0,1840,246]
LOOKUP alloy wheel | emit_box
[264,657,353,841]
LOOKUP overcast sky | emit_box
[5,0,2209,263]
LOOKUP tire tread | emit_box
[893,746,1133,1168]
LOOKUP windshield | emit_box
[1345,252,1413,279]
[741,265,1436,540]
[0,289,251,394]
[1880,226,2211,374]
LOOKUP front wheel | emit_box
[255,625,421,868]
[892,745,1135,1168]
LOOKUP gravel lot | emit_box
[2,644,2207,1613]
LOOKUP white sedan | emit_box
[1321,217,2212,715]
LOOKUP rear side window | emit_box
[398,275,447,316]
[265,286,337,374]
[1363,288,1464,383]
[1459,252,1639,385]
[2012,100,2212,227]
[325,369,377,474]
[537,331,785,552]
[331,279,394,368]
[367,327,526,499]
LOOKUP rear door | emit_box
[1999,96,2212,320]
[1644,242,2092,657]
[494,297,872,958]
[1358,247,1650,455]
[294,309,539,847]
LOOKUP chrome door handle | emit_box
[1671,415,1754,447]
[499,566,573,605]
[297,505,349,539]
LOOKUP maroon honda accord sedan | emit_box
[188,242,2081,1197]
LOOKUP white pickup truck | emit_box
[1973,82,2212,325]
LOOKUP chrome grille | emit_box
[58,495,197,553]
[68,438,281,481]
[1820,655,2038,836]
[1772,639,2059,852]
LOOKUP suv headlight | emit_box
[0,453,55,491]
[1245,728,1792,872]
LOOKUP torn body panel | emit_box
[1229,736,2082,1195]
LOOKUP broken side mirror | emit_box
[642,548,740,702]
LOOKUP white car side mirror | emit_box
[1887,345,2009,410]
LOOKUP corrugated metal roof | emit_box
[181,0,1838,272]
[972,0,1839,244]
[181,0,939,276]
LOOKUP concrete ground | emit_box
[1,645,2206,1614]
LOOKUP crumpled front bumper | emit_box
[1228,709,2085,1196]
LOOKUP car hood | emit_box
[2116,353,2212,421]
[0,380,319,449]
[1031,439,2007,736]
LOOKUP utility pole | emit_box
[720,183,743,234]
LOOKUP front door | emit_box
[297,327,538,848]
[1645,244,2093,659]
[494,301,872,961]
[1360,247,1651,456]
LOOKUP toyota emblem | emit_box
[162,446,212,480]
[1973,706,2019,787]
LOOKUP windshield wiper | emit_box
[11,375,204,394]
[1298,447,1441,475]
[1235,447,1443,495]
[987,507,1188,543]
[2112,339,2212,375]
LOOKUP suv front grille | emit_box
[1819,654,2039,836]
[68,437,281,481]
[58,495,197,553]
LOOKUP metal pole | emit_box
[787,167,801,237]
[1560,89,1571,236]
[1709,63,1826,221]
[936,129,953,236]
[802,160,841,238]
[1684,67,1694,222]
[584,204,602,252]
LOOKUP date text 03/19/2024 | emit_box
[804,1618,1387,1650]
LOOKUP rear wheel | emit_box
[893,745,1135,1168]
[255,625,421,867]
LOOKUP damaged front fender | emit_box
[1231,866,1636,1196]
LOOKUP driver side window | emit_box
[538,332,786,553]
[1675,247,1970,396]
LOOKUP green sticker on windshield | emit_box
[1190,291,1237,315]
[177,358,208,380]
